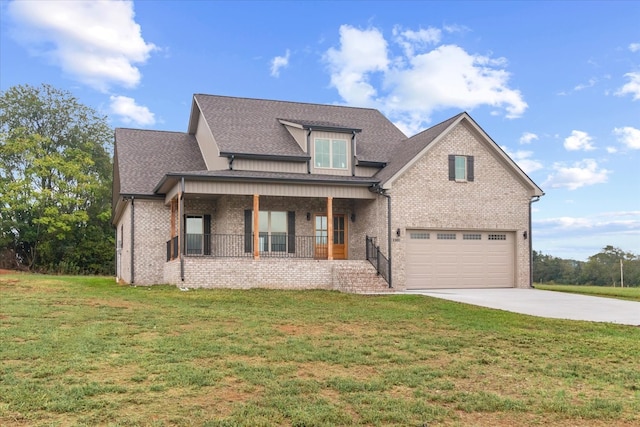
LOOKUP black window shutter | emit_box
[287,211,296,253]
[448,155,455,181]
[467,156,474,182]
[244,210,252,253]
[203,214,211,255]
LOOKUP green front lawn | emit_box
[2,273,639,426]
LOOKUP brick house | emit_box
[112,94,543,292]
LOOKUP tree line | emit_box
[0,84,113,274]
[533,246,640,287]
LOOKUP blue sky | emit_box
[1,0,639,260]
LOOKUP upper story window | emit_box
[315,138,348,169]
[448,154,474,182]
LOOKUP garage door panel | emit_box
[406,230,515,289]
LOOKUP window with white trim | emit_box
[315,138,348,169]
[448,155,474,182]
[258,211,287,252]
[186,215,204,255]
[455,156,467,180]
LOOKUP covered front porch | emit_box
[166,194,371,262]
[157,175,390,291]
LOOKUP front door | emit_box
[314,214,347,259]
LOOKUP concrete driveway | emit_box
[401,288,640,326]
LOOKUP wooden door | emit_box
[314,214,347,259]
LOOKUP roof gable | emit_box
[379,113,543,196]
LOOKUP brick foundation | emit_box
[163,258,390,293]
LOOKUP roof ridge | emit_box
[116,128,188,135]
[404,112,465,140]
[194,93,383,113]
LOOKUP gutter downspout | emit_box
[130,197,135,285]
[529,195,541,288]
[306,128,312,174]
[228,155,235,170]
[382,192,392,288]
[180,177,185,282]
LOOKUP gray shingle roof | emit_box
[114,94,467,199]
[193,94,406,162]
[115,128,206,195]
[374,113,464,184]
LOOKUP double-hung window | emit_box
[258,211,287,253]
[186,215,204,255]
[448,155,474,182]
[315,138,347,169]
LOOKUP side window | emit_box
[455,156,467,180]
[448,155,474,182]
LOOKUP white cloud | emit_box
[270,49,290,77]
[501,146,543,174]
[534,211,640,259]
[629,43,640,53]
[544,159,610,190]
[324,25,389,107]
[606,146,618,154]
[324,25,527,135]
[535,211,640,235]
[519,132,538,144]
[393,26,441,57]
[574,77,596,91]
[616,72,640,100]
[564,130,595,151]
[613,126,640,149]
[7,0,156,91]
[109,95,155,126]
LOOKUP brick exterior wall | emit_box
[128,198,170,285]
[116,199,171,285]
[120,122,533,291]
[388,122,533,289]
[115,202,131,283]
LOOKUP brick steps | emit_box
[333,261,393,294]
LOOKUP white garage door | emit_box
[406,230,515,289]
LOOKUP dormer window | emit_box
[315,138,348,169]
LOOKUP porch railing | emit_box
[171,234,325,259]
[366,235,390,286]
[166,236,179,261]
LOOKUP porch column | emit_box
[327,196,333,260]
[253,194,260,259]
